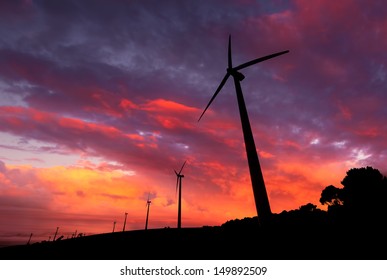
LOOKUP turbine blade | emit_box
[174,169,178,175]
[198,72,230,122]
[234,50,289,71]
[228,35,232,69]
[179,160,187,174]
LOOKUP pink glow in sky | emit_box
[0,0,386,245]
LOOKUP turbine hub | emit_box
[227,68,245,81]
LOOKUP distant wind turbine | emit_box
[145,193,151,230]
[174,160,186,229]
[123,212,128,232]
[198,35,289,226]
[27,233,32,245]
[53,227,59,242]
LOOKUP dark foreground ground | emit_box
[1,222,386,260]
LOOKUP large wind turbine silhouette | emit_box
[198,35,289,226]
[174,160,186,229]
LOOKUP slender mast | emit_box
[145,197,151,230]
[123,212,128,232]
[53,227,59,242]
[177,175,182,229]
[233,76,272,225]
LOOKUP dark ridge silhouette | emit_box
[198,35,289,226]
[1,166,386,260]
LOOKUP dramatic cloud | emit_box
[0,0,386,244]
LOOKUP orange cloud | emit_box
[152,115,195,130]
[58,117,133,140]
[0,106,145,144]
[266,159,348,212]
[142,98,198,114]
[120,98,138,110]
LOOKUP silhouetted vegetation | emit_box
[1,166,386,260]
[320,166,387,226]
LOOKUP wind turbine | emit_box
[27,233,32,245]
[198,35,289,226]
[174,160,186,229]
[145,193,151,230]
[123,212,128,232]
[53,227,59,242]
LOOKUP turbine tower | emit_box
[27,233,33,245]
[53,227,59,242]
[145,193,151,230]
[123,212,128,232]
[174,160,186,229]
[198,35,289,226]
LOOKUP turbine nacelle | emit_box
[174,170,184,177]
[227,68,245,81]
[146,193,152,206]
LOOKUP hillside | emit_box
[1,214,386,260]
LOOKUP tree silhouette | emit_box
[319,185,343,207]
[271,203,327,229]
[320,166,387,225]
[299,202,319,212]
[342,166,387,211]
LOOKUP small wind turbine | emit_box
[198,35,289,226]
[53,227,59,242]
[27,233,33,245]
[174,160,186,229]
[145,193,151,230]
[123,212,128,232]
[112,221,116,233]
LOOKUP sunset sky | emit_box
[0,0,386,245]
